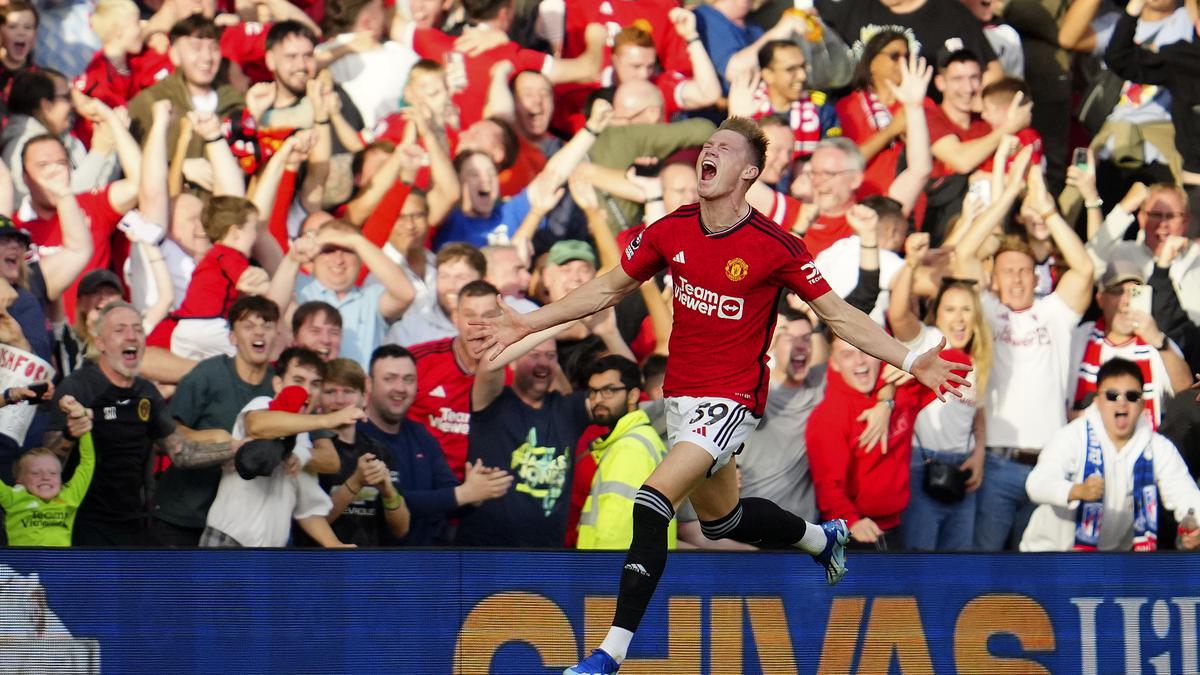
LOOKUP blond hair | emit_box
[924,280,993,395]
[91,0,139,42]
[13,447,61,482]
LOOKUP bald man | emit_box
[612,80,665,126]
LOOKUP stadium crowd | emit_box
[0,0,1197,553]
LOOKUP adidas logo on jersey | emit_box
[624,563,650,577]
[672,251,686,264]
[429,385,447,398]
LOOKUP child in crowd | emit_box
[969,77,1044,201]
[147,196,279,360]
[0,396,94,547]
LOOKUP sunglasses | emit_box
[1103,389,1142,403]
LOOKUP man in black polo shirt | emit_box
[46,302,242,546]
[150,295,281,546]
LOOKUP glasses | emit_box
[587,385,628,399]
[1143,211,1187,221]
[1103,389,1143,403]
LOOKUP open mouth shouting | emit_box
[699,157,718,184]
[120,345,140,368]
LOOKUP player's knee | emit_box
[698,503,743,541]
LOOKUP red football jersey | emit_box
[411,29,552,129]
[409,338,474,481]
[562,0,692,77]
[621,203,831,415]
[16,187,123,319]
[925,101,992,178]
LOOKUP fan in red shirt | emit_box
[398,0,606,130]
[553,16,720,134]
[408,283,511,481]
[806,336,925,544]
[15,134,138,319]
[561,0,693,77]
[473,118,970,674]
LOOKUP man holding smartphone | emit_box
[1068,259,1193,429]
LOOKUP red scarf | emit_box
[853,88,893,134]
[1073,318,1159,429]
[751,83,823,158]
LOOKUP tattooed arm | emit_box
[157,431,243,469]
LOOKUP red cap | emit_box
[269,386,310,413]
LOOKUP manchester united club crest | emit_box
[725,257,749,282]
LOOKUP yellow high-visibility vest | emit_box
[577,409,677,550]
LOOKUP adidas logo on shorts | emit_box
[624,563,650,577]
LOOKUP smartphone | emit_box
[1072,147,1089,171]
[634,162,661,178]
[26,382,48,398]
[1130,284,1153,315]
[117,211,166,245]
[967,179,992,206]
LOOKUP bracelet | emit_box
[382,493,404,511]
[687,37,701,45]
[1083,199,1103,209]
[901,350,918,373]
[314,119,330,125]
[879,398,895,410]
[585,126,602,136]
[1153,336,1167,350]
[646,196,663,203]
[2,388,13,406]
[861,244,878,249]
[343,481,361,495]
[204,136,224,144]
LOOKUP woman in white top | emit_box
[888,233,993,550]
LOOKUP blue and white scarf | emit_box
[1074,420,1158,551]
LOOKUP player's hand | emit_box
[910,336,972,401]
[855,401,891,453]
[468,295,536,361]
[850,517,883,544]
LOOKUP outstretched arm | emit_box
[810,290,971,400]
[471,266,642,361]
[158,431,243,469]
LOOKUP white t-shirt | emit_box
[905,326,979,453]
[328,39,417,127]
[205,396,332,547]
[814,235,904,325]
[982,291,1081,449]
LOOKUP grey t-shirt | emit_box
[738,366,828,522]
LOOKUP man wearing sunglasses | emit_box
[1022,357,1200,551]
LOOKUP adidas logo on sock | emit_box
[672,251,686,264]
[623,563,650,577]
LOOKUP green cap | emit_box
[547,240,596,267]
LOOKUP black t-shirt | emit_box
[817,0,997,67]
[456,389,590,547]
[51,362,176,522]
[296,432,396,547]
[153,356,275,529]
